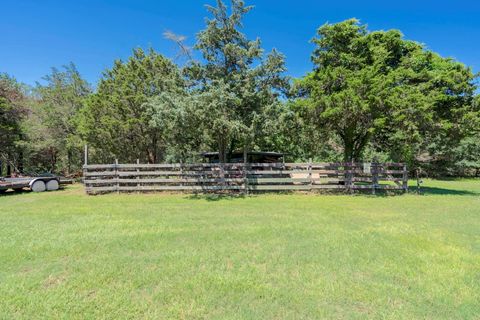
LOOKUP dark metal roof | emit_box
[201,151,284,157]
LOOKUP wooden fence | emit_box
[83,162,408,195]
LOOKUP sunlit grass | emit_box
[1,179,479,319]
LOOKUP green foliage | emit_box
[182,0,289,161]
[450,95,480,175]
[78,48,185,163]
[295,19,478,164]
[20,63,91,174]
[145,89,208,162]
[378,49,478,171]
[451,134,480,176]
[2,6,479,177]
[0,73,27,174]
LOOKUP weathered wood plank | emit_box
[83,164,116,169]
[311,184,345,189]
[115,170,242,177]
[84,171,116,176]
[83,161,407,194]
[85,186,117,192]
[375,170,405,174]
[116,163,245,169]
[84,179,117,184]
[85,178,245,184]
[246,170,311,175]
[248,178,311,183]
[117,185,244,191]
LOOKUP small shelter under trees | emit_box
[201,151,284,163]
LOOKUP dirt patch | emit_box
[43,274,67,289]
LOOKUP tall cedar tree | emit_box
[0,74,26,175]
[296,19,477,162]
[22,63,91,174]
[185,0,288,162]
[79,48,185,163]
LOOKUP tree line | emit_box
[1,0,479,177]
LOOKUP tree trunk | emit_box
[353,133,370,162]
[147,149,156,164]
[67,149,72,175]
[218,134,227,163]
[18,150,24,174]
[342,132,370,162]
[147,135,158,164]
[343,136,354,162]
[50,148,57,173]
[227,139,236,163]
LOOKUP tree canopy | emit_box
[1,2,479,177]
[21,63,91,173]
[0,74,26,175]
[78,48,185,164]
[183,0,289,162]
[295,19,478,164]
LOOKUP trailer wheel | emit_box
[46,180,59,191]
[31,180,46,192]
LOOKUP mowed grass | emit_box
[1,180,479,319]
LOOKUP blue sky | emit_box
[2,0,479,86]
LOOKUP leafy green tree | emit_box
[78,48,185,163]
[183,0,289,162]
[452,134,480,176]
[277,100,345,162]
[147,90,214,163]
[0,73,27,175]
[296,19,478,163]
[21,63,91,174]
[376,51,478,171]
[450,95,480,176]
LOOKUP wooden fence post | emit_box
[180,161,183,189]
[84,145,88,166]
[136,159,140,193]
[416,168,421,194]
[308,158,312,192]
[403,163,408,193]
[244,149,249,196]
[115,159,119,194]
[83,145,88,194]
[220,163,225,192]
[371,162,378,195]
[346,162,353,194]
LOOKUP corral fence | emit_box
[83,162,408,195]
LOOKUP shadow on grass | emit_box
[185,187,478,199]
[0,187,70,197]
[0,189,30,197]
[187,193,247,201]
[408,186,478,196]
[428,177,480,181]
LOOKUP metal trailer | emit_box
[0,176,63,193]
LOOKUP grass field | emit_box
[1,179,479,319]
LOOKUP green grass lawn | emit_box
[1,180,479,319]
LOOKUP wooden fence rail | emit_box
[83,162,408,195]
